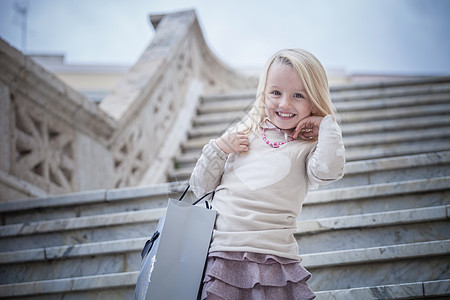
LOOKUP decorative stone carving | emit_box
[111,125,145,188]
[11,93,76,194]
[0,37,116,199]
[111,39,192,188]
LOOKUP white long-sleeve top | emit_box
[189,115,345,261]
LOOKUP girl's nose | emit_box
[279,95,290,109]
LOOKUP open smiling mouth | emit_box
[277,112,296,118]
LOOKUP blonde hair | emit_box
[237,49,336,134]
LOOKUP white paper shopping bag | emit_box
[134,189,216,300]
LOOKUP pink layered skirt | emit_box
[201,252,316,300]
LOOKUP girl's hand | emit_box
[216,131,249,154]
[292,116,323,140]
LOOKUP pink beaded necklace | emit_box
[262,127,294,148]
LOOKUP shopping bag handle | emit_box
[140,230,160,259]
[179,185,215,209]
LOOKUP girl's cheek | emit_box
[265,97,277,108]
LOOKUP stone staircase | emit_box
[0,77,449,299]
[169,77,450,181]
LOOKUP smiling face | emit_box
[264,62,315,131]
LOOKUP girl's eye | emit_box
[294,93,304,99]
[272,90,281,96]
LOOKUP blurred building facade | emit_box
[29,54,129,104]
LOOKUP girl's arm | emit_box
[189,140,228,198]
[189,131,249,197]
[306,114,345,187]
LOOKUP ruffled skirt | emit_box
[201,252,316,300]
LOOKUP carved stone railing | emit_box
[100,9,256,188]
[0,10,256,201]
[0,38,117,200]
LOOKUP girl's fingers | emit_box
[293,118,312,138]
[292,126,312,139]
[239,145,249,152]
[292,125,302,139]
[238,134,249,144]
[301,132,315,139]
[292,116,323,140]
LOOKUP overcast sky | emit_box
[0,0,449,76]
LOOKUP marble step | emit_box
[0,271,137,299]
[315,279,450,300]
[304,239,450,269]
[341,114,450,136]
[189,123,229,138]
[0,279,447,300]
[0,207,165,238]
[334,92,449,111]
[193,110,247,126]
[307,240,450,292]
[198,98,253,114]
[1,176,448,253]
[297,205,449,253]
[302,176,450,219]
[0,240,448,298]
[344,126,450,148]
[0,238,145,284]
[0,237,147,265]
[0,208,165,252]
[1,205,446,279]
[0,182,187,225]
[298,205,448,236]
[301,186,449,225]
[345,139,450,161]
[299,219,450,255]
[326,151,450,191]
[197,91,450,115]
[328,78,450,101]
[200,91,255,103]
[340,102,450,124]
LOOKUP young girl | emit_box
[190,49,345,299]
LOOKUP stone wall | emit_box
[0,10,255,201]
[0,39,117,200]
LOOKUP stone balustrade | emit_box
[0,10,256,201]
[0,39,117,200]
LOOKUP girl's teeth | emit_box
[278,112,294,117]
